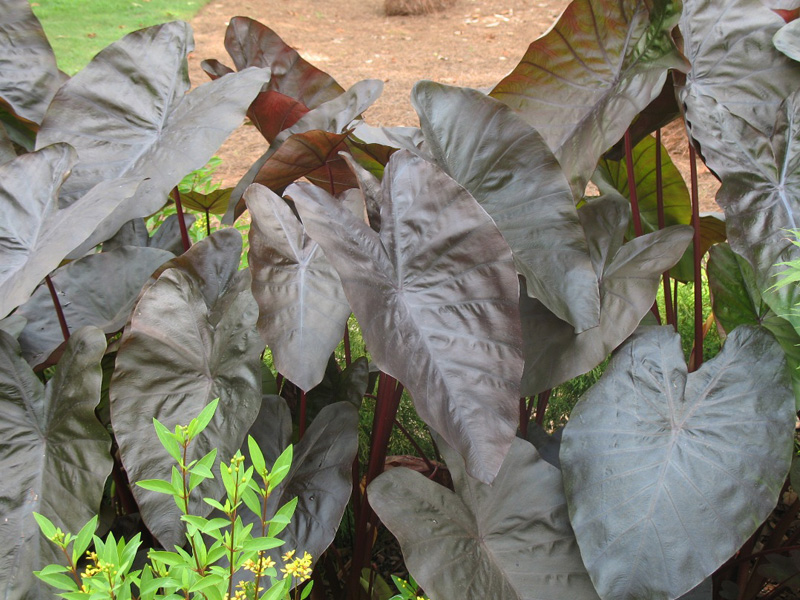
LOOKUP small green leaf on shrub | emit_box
[72,515,98,564]
[32,512,57,540]
[137,479,177,496]
[248,434,266,477]
[187,398,219,439]
[268,445,293,493]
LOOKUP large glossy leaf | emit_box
[245,183,351,391]
[707,243,800,406]
[305,356,369,422]
[369,437,600,600]
[774,19,800,62]
[684,93,800,330]
[679,0,800,151]
[560,325,795,600]
[205,17,345,144]
[291,150,523,483]
[490,0,686,195]
[0,327,110,600]
[237,396,358,577]
[110,230,263,549]
[411,81,599,333]
[0,0,66,126]
[16,247,173,368]
[520,195,693,395]
[0,143,141,319]
[36,22,267,245]
[223,79,383,223]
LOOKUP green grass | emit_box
[31,0,212,75]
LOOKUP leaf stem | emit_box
[45,275,70,342]
[688,144,703,371]
[624,129,644,238]
[171,188,191,252]
[655,129,675,330]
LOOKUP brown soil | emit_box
[187,0,720,212]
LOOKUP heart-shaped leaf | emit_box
[245,183,351,391]
[707,243,800,406]
[0,143,141,319]
[291,150,523,484]
[411,81,599,333]
[679,0,800,155]
[490,0,687,195]
[368,437,600,600]
[0,326,110,600]
[203,17,344,144]
[520,195,693,395]
[561,325,795,600]
[0,0,67,126]
[110,230,263,549]
[236,396,358,576]
[36,21,267,246]
[180,188,232,215]
[16,246,173,368]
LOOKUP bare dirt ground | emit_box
[187,0,720,211]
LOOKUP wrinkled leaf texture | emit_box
[290,150,523,484]
[520,194,693,395]
[411,81,599,333]
[369,437,600,600]
[35,21,267,253]
[707,243,800,405]
[245,183,351,391]
[490,0,687,196]
[0,327,110,600]
[110,230,263,549]
[561,325,795,600]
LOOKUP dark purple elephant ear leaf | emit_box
[0,326,111,600]
[110,231,264,550]
[291,149,523,484]
[0,143,142,320]
[35,21,267,250]
[561,325,795,600]
[368,436,600,600]
[0,0,67,127]
[411,81,599,333]
[490,0,686,196]
[245,183,351,391]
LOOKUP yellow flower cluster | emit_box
[243,555,276,575]
[80,551,117,591]
[280,550,312,582]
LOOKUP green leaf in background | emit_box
[707,242,800,406]
[368,437,600,600]
[245,183,352,391]
[520,194,693,395]
[561,325,795,600]
[291,150,524,484]
[490,0,687,195]
[412,81,599,333]
[110,230,263,550]
[0,327,111,600]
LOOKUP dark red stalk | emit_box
[688,144,703,371]
[299,390,307,439]
[534,390,551,426]
[204,209,211,237]
[655,130,676,329]
[624,130,644,238]
[347,372,403,598]
[45,275,70,342]
[519,398,528,437]
[170,188,191,252]
[343,322,352,366]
